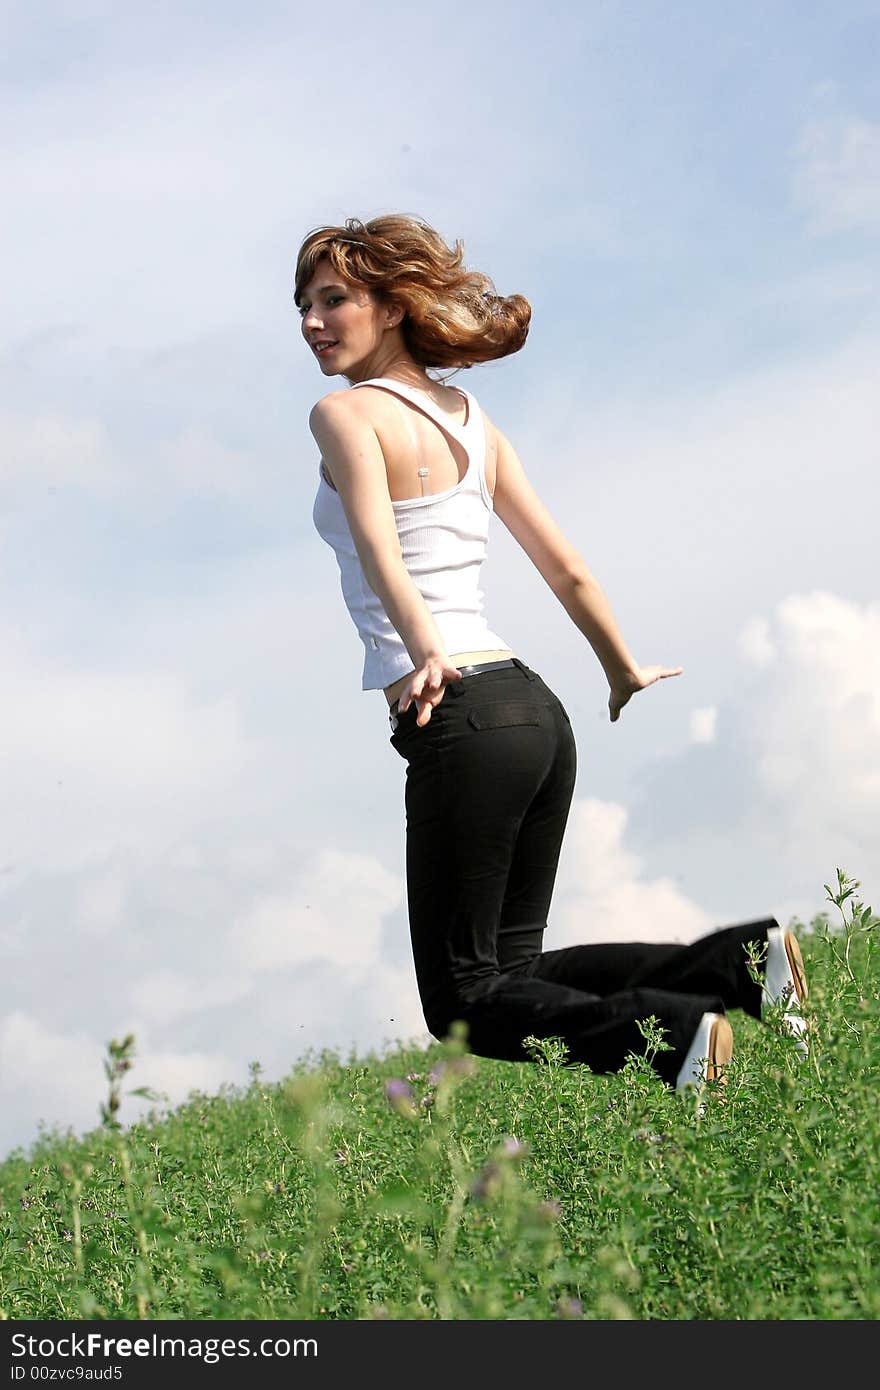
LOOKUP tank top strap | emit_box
[351,377,472,437]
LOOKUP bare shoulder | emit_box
[309,388,354,430]
[310,386,388,438]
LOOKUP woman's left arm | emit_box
[488,415,683,722]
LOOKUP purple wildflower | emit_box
[383,1078,417,1117]
[500,1136,528,1161]
[469,1162,502,1201]
[448,1055,477,1077]
[556,1296,583,1320]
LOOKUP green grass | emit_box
[1,870,877,1321]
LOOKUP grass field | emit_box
[1,870,877,1321]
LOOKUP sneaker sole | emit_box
[784,931,808,1004]
[706,1015,734,1087]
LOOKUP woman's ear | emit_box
[385,301,405,330]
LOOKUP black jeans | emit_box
[389,658,769,1087]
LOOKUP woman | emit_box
[298,214,808,1096]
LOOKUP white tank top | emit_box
[312,376,511,690]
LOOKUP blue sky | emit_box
[1,0,878,1157]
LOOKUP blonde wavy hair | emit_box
[294,214,531,372]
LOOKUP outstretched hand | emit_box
[398,657,463,726]
[608,664,683,723]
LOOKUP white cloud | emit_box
[794,110,880,236]
[616,589,880,936]
[0,656,257,871]
[0,830,421,1156]
[226,849,404,971]
[0,1013,106,1151]
[155,427,263,500]
[1,669,249,787]
[689,707,717,744]
[552,798,714,946]
[72,871,127,938]
[739,616,776,667]
[242,957,430,1062]
[746,592,880,861]
[0,409,269,502]
[497,339,879,623]
[0,984,418,1157]
[129,969,252,1027]
[0,410,117,489]
[121,1046,240,1120]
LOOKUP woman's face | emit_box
[299,258,398,381]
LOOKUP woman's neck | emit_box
[345,350,442,393]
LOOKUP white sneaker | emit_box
[676,1011,734,1096]
[763,927,809,1055]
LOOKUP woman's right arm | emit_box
[489,418,683,721]
[309,394,462,722]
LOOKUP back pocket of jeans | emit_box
[466,703,542,731]
[390,715,444,759]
